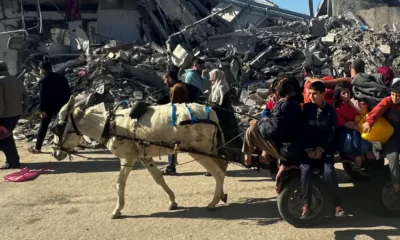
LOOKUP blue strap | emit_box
[171,104,177,126]
[205,105,210,122]
[185,104,198,122]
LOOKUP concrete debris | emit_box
[15,1,400,145]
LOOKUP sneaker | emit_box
[161,168,177,176]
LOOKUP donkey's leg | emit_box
[140,157,178,210]
[190,154,227,210]
[112,157,135,219]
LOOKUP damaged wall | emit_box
[0,0,20,75]
[96,0,142,43]
[331,0,400,30]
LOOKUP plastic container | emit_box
[357,114,394,144]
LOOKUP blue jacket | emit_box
[184,70,208,93]
[302,102,336,153]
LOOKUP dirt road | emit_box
[0,141,399,240]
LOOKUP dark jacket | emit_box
[39,72,71,114]
[257,96,303,144]
[352,73,390,110]
[303,102,336,153]
[0,73,29,118]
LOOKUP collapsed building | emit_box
[2,0,400,145]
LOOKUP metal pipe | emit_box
[34,0,42,33]
[309,0,314,17]
[327,0,332,17]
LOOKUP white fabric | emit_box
[209,69,230,106]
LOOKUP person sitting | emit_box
[301,81,346,219]
[362,81,400,197]
[351,59,390,109]
[161,70,191,176]
[262,79,280,118]
[332,83,372,168]
[242,79,302,167]
[376,66,395,87]
[207,69,242,176]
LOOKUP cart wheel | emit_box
[277,176,330,227]
[370,165,400,217]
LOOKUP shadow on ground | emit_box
[21,159,167,174]
[121,197,281,226]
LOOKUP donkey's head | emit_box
[51,94,96,160]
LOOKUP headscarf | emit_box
[376,66,394,87]
[209,69,230,106]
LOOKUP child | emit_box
[332,83,371,168]
[362,81,400,196]
[261,79,280,118]
[301,81,346,219]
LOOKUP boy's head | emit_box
[390,81,400,104]
[309,81,326,106]
[351,59,365,77]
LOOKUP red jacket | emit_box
[366,96,400,125]
[265,99,275,111]
[303,76,335,104]
[335,102,358,127]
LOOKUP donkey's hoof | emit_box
[169,202,178,210]
[207,204,216,211]
[111,212,122,219]
[221,194,228,203]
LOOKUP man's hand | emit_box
[307,150,316,159]
[362,122,371,133]
[249,119,258,126]
[41,112,47,118]
[313,149,323,159]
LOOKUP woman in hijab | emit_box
[377,66,395,87]
[208,69,242,165]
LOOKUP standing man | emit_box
[28,61,71,154]
[162,70,190,175]
[184,58,208,97]
[0,61,29,169]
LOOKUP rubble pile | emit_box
[16,9,400,144]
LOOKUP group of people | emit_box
[243,58,400,219]
[0,60,70,169]
[161,59,241,176]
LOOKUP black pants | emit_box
[35,113,56,150]
[300,154,341,206]
[0,116,21,167]
[383,123,400,185]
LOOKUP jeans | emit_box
[35,113,56,150]
[0,116,21,167]
[301,153,341,206]
[338,127,371,156]
[167,154,176,171]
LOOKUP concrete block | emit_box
[322,33,336,44]
[171,44,193,68]
[116,50,129,62]
[378,45,391,56]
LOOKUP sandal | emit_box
[28,146,42,154]
[335,206,347,217]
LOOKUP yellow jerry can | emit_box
[357,114,394,144]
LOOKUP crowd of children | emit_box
[244,58,400,219]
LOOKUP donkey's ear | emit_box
[58,96,75,123]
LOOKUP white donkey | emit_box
[51,95,228,218]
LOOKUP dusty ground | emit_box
[1,141,400,240]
